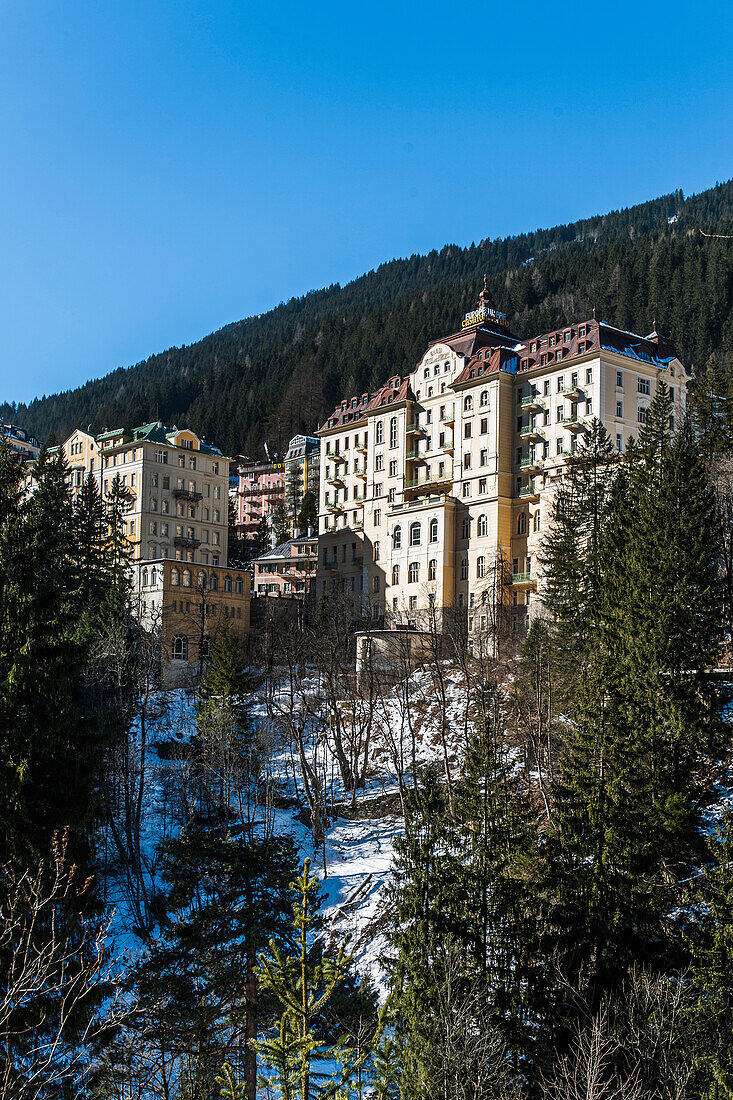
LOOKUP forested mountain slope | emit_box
[3,181,733,457]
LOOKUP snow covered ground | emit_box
[104,662,476,989]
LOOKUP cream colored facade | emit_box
[317,300,688,633]
[57,421,230,565]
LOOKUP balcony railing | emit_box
[512,572,535,585]
[174,535,201,549]
[440,411,455,423]
[174,488,203,502]
[406,421,423,434]
[406,448,420,460]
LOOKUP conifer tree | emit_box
[253,858,376,1100]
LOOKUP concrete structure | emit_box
[251,534,318,598]
[235,459,285,543]
[283,435,320,530]
[2,423,41,461]
[316,284,689,635]
[133,558,251,684]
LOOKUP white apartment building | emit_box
[316,286,688,632]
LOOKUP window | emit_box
[578,342,585,354]
[460,557,468,580]
[393,526,402,549]
[374,508,381,526]
[586,368,593,385]
[480,448,488,466]
[428,559,437,581]
[409,522,421,546]
[199,635,211,659]
[461,516,471,540]
[533,510,541,532]
[373,576,380,593]
[235,576,243,593]
[480,418,488,436]
[462,482,471,497]
[586,400,593,415]
[374,541,380,561]
[476,556,486,579]
[579,325,586,338]
[556,406,564,423]
[392,565,400,585]
[375,454,384,471]
[389,417,398,448]
[616,434,623,451]
[464,395,473,411]
[479,477,487,493]
[464,423,472,439]
[638,407,648,424]
[616,401,623,418]
[638,377,651,395]
[388,488,396,503]
[171,568,180,586]
[557,377,564,393]
[616,370,623,387]
[480,390,489,406]
[224,575,232,592]
[408,562,419,584]
[517,512,527,535]
[429,518,438,542]
[463,453,471,470]
[374,482,383,497]
[376,421,384,444]
[477,514,488,537]
[389,460,397,477]
[172,634,188,660]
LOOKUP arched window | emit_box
[199,635,211,659]
[428,559,437,581]
[172,634,188,661]
[389,417,398,448]
[150,546,158,561]
[408,562,419,584]
[209,574,218,591]
[171,568,180,586]
[429,518,438,542]
[480,390,489,406]
[142,568,149,587]
[464,395,473,411]
[461,517,471,540]
[393,525,402,549]
[517,512,527,535]
[409,522,421,547]
[224,575,232,592]
[235,576,243,593]
[392,565,400,586]
[182,569,191,587]
[477,514,488,537]
[198,571,207,589]
[376,421,384,444]
[476,556,486,579]
[533,510,541,532]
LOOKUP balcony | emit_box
[326,502,343,513]
[512,572,536,587]
[565,417,587,433]
[440,410,455,424]
[356,442,368,454]
[354,498,364,507]
[331,452,345,463]
[519,485,539,500]
[520,425,544,441]
[354,520,364,530]
[406,421,423,435]
[565,386,586,401]
[355,467,367,479]
[406,447,422,460]
[521,394,544,411]
[327,475,344,487]
[174,535,201,549]
[174,488,203,502]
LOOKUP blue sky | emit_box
[0,0,731,406]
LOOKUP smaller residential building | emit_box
[133,559,252,683]
[251,534,318,598]
[2,424,41,461]
[283,435,320,526]
[235,460,285,542]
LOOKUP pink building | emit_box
[235,460,285,541]
[252,535,318,599]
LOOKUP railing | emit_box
[406,448,420,460]
[174,488,203,502]
[520,458,532,468]
[174,535,201,549]
[512,572,534,584]
[440,411,455,423]
[519,486,537,498]
[406,422,422,434]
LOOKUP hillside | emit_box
[3,181,733,457]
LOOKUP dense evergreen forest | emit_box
[2,180,733,457]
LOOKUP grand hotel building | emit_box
[316,284,688,633]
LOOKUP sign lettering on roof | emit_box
[462,305,509,329]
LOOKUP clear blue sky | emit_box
[1,0,731,406]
